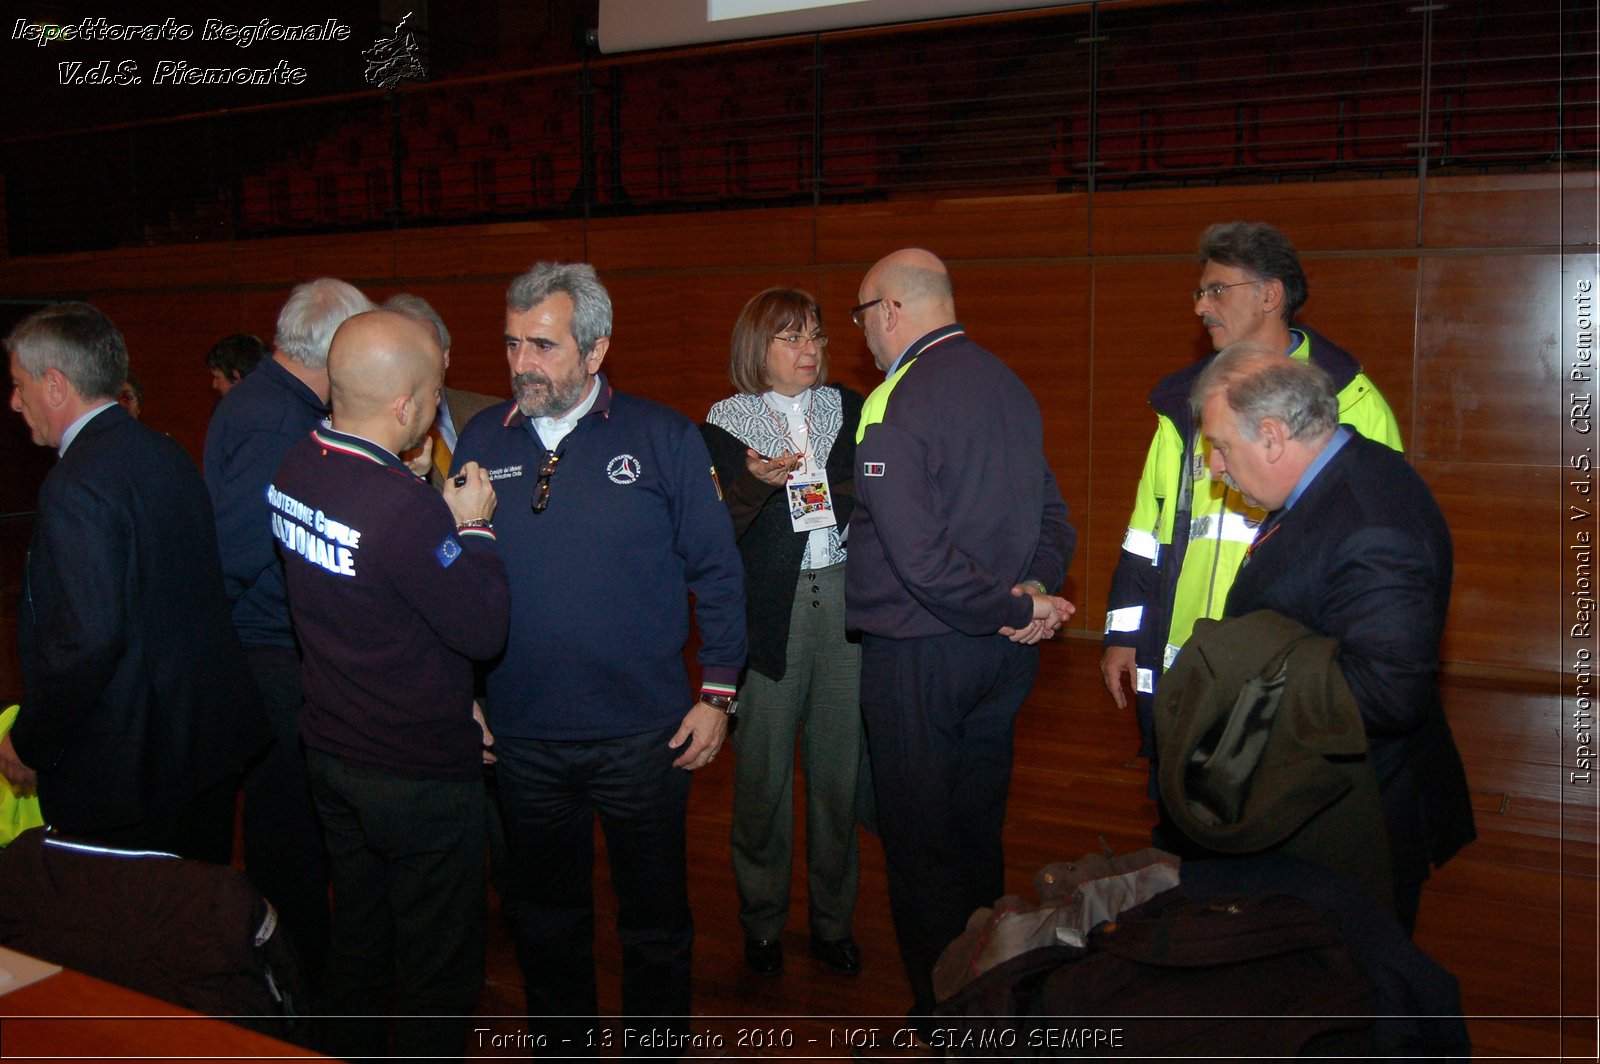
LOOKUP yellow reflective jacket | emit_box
[1103,326,1402,756]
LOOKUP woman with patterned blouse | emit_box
[701,288,867,978]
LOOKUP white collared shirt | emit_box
[58,402,118,456]
[533,377,600,451]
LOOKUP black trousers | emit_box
[495,723,693,1057]
[306,750,486,1061]
[860,631,1039,1018]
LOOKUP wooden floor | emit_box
[466,635,1600,1061]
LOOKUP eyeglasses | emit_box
[531,452,560,514]
[1192,280,1258,304]
[772,331,828,347]
[850,298,899,328]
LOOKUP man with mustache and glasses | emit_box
[451,261,745,1053]
[1100,222,1403,828]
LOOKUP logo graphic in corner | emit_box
[863,461,886,477]
[607,454,643,485]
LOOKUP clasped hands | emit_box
[999,584,1075,645]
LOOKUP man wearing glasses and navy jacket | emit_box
[452,261,746,1054]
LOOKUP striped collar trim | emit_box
[908,323,966,360]
[310,428,406,472]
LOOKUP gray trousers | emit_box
[731,563,864,942]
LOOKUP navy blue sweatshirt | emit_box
[452,377,746,741]
[847,325,1076,638]
[204,356,328,648]
[270,428,509,780]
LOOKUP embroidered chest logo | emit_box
[607,454,642,485]
[863,461,886,477]
[487,464,523,482]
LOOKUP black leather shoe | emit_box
[744,937,783,974]
[809,934,862,975]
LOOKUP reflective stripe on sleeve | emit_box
[1105,605,1144,634]
[1189,511,1262,545]
[1164,642,1183,671]
[1135,668,1155,695]
[1121,528,1159,562]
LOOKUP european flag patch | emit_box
[435,536,462,568]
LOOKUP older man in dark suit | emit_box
[1197,342,1475,934]
[2,302,264,861]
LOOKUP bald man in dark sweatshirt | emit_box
[271,310,509,1059]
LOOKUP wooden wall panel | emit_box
[1421,460,1559,672]
[957,262,1093,612]
[1422,172,1575,249]
[1415,254,1564,467]
[1294,255,1420,445]
[0,243,237,299]
[233,233,395,289]
[1563,170,1599,248]
[1091,180,1422,257]
[815,193,1090,266]
[392,221,586,282]
[588,208,816,271]
[1089,259,1208,472]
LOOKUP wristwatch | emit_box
[702,693,738,717]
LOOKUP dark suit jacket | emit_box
[1224,430,1474,885]
[14,405,266,834]
[422,387,501,490]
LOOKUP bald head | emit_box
[867,248,954,316]
[327,311,445,453]
[857,248,957,372]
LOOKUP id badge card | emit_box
[786,460,837,533]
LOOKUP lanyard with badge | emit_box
[764,391,837,534]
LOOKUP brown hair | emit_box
[728,287,828,395]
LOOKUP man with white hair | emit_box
[1197,343,1473,934]
[203,277,374,994]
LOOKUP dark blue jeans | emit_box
[494,724,693,1055]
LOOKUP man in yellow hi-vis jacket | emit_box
[1101,222,1403,801]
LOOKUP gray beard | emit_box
[513,369,587,419]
